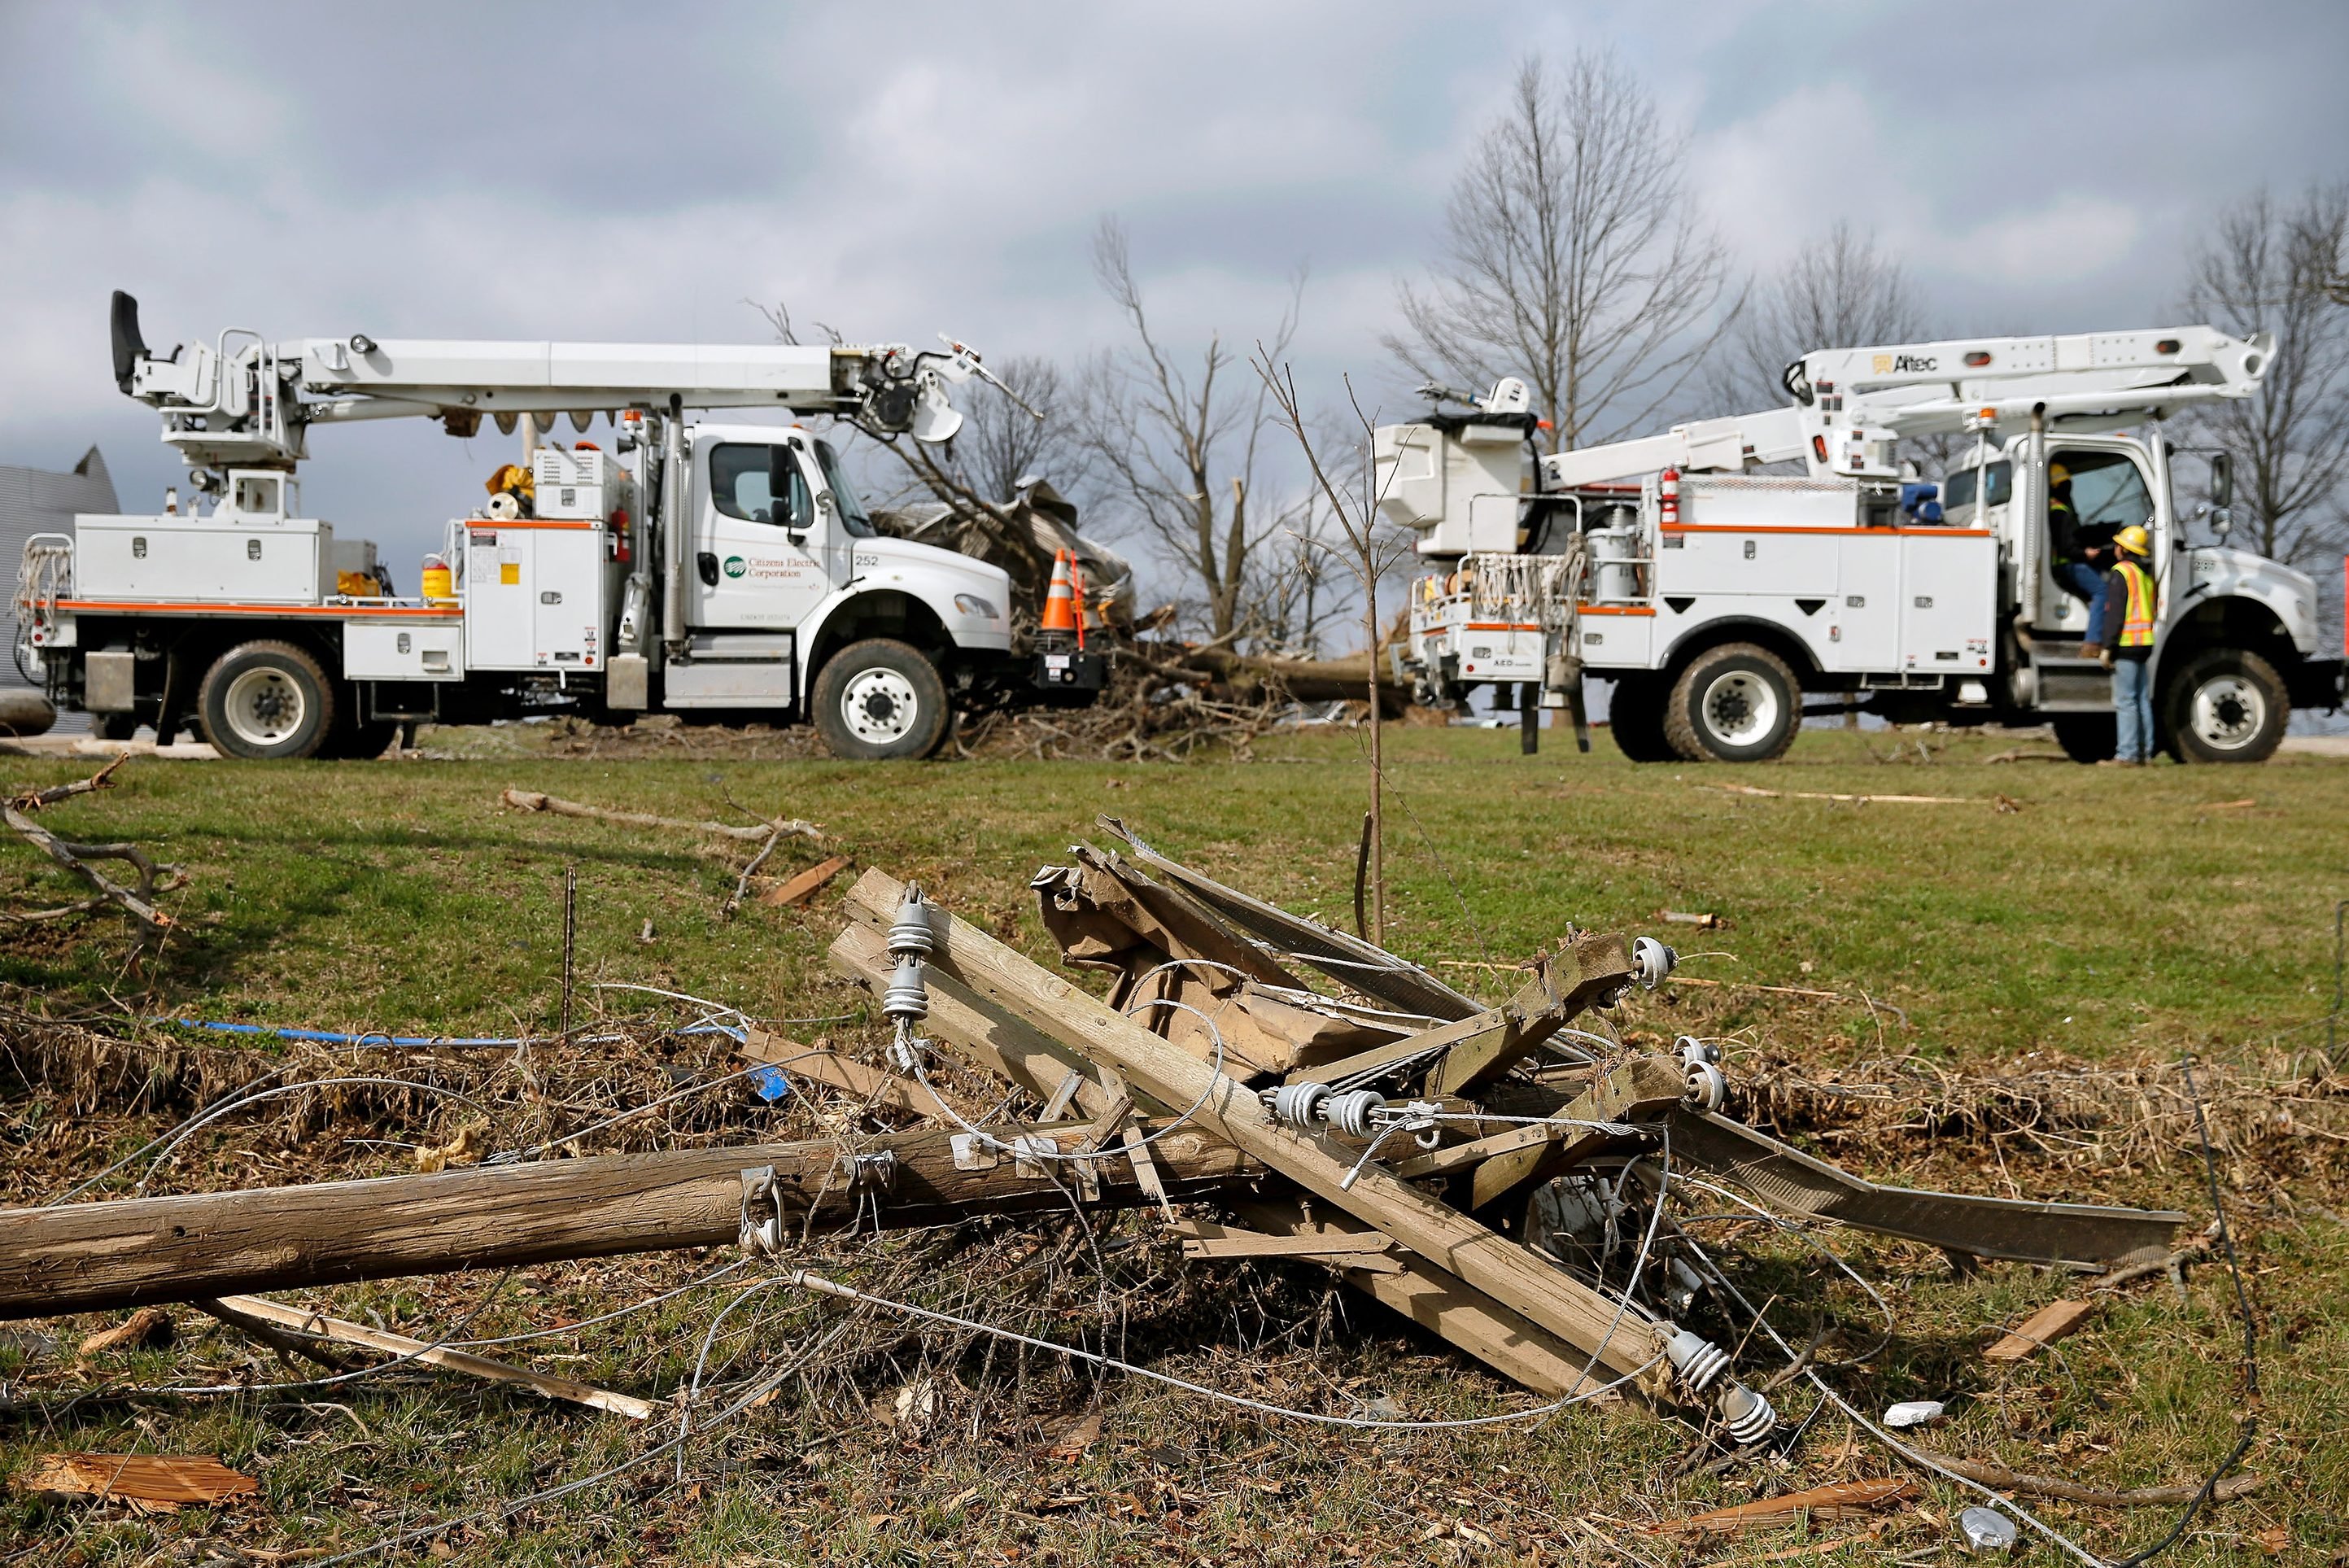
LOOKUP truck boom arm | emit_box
[109,291,976,471]
[1537,324,2274,490]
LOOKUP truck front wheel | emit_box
[2164,647,2288,763]
[811,639,949,761]
[197,640,335,760]
[1664,644,1801,762]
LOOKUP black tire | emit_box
[1605,675,1679,762]
[2051,713,2117,764]
[810,638,949,761]
[2164,647,2288,764]
[1663,643,1801,762]
[197,640,335,760]
[94,714,139,741]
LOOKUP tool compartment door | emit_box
[1825,534,1901,671]
[1896,531,1997,677]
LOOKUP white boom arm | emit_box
[1539,324,2274,488]
[108,291,976,471]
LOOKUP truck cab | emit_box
[657,422,1015,756]
[1945,430,2331,761]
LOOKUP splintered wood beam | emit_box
[739,1032,954,1121]
[1229,1196,1620,1399]
[1284,1008,1505,1088]
[0,1121,1259,1320]
[209,1295,658,1420]
[1171,1219,1402,1269]
[842,869,1674,1389]
[1467,1056,1688,1213]
[829,921,1120,1118]
[1426,936,1637,1097]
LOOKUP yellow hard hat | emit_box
[2115,524,2151,557]
[2049,461,2071,484]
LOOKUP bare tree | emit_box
[1711,221,1925,413]
[1080,217,1303,641]
[1255,353,1420,944]
[1387,50,1738,455]
[938,355,1096,506]
[2178,184,2349,569]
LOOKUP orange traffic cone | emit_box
[1040,550,1078,635]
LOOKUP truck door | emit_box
[689,437,833,631]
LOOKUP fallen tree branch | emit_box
[500,787,820,843]
[2,757,179,939]
[1904,1448,2266,1508]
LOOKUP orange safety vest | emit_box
[2116,559,2157,647]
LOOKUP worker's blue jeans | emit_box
[2112,655,2155,762]
[2059,561,2107,643]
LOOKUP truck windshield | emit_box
[813,439,875,538]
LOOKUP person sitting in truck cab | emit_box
[2049,463,2115,652]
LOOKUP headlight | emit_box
[954,593,999,620]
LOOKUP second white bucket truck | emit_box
[1377,326,2341,762]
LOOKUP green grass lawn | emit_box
[3,723,2341,1061]
[2,726,2344,1566]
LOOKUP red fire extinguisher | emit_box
[1659,467,1681,527]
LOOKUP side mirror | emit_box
[768,445,795,510]
[2209,451,2233,509]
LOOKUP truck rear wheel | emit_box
[812,639,949,761]
[2165,647,2287,763]
[1605,675,1679,762]
[1664,644,1800,762]
[197,640,335,761]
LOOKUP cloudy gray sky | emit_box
[5,0,2346,578]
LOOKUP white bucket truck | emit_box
[12,294,1102,760]
[1377,326,2341,762]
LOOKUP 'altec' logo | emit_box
[723,556,747,579]
[1873,353,1939,374]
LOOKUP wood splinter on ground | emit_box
[1982,1297,2097,1362]
[1656,1478,1915,1535]
[207,1295,657,1420]
[762,854,855,908]
[19,1452,257,1513]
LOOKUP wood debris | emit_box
[1983,1298,2097,1362]
[20,1452,257,1512]
[2,756,186,940]
[762,853,854,907]
[498,786,819,843]
[76,1305,173,1357]
[0,818,2213,1530]
[1658,1477,1915,1535]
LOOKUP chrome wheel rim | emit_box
[841,668,919,745]
[1699,669,1779,746]
[222,666,306,748]
[2190,674,2264,751]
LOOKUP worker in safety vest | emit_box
[2097,524,2160,764]
[2050,463,2114,655]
